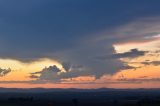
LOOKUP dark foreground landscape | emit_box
[0,88,159,106]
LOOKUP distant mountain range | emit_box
[0,88,159,92]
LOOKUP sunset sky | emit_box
[0,0,160,88]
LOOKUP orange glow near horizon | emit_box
[0,40,160,88]
[0,58,63,81]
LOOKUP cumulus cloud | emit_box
[30,65,62,82]
[30,62,139,82]
[30,64,89,82]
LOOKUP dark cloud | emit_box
[96,49,147,61]
[29,75,39,79]
[0,0,159,82]
[0,68,11,77]
[113,49,147,58]
[31,65,62,82]
[62,62,71,72]
[117,77,160,83]
[120,64,141,71]
[30,62,139,82]
[30,64,89,81]
[0,0,158,60]
[141,61,160,66]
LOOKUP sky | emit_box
[0,0,160,88]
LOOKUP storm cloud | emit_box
[0,0,160,82]
[0,0,159,59]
